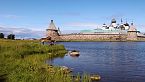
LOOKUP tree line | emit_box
[0,33,15,39]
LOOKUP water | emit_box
[46,42,145,82]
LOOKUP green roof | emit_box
[81,29,127,33]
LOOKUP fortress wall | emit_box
[127,32,137,40]
[59,34,127,41]
[137,36,145,41]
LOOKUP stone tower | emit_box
[46,20,60,40]
[127,23,138,41]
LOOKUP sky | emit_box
[0,0,145,38]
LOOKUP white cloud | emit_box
[61,30,81,34]
[136,24,145,32]
[0,14,22,19]
[0,26,45,39]
[136,24,145,28]
[65,22,102,28]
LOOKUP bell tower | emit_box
[46,20,60,40]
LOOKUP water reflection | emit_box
[46,42,145,82]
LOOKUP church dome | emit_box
[111,18,116,23]
[102,23,107,27]
[103,23,106,25]
[119,25,125,30]
[124,23,129,26]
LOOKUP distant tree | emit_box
[7,34,15,39]
[0,33,4,38]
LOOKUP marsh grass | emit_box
[0,39,91,82]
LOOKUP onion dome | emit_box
[111,18,116,23]
[124,23,129,26]
[103,23,106,25]
[102,23,107,27]
[119,25,125,30]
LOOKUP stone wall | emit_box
[127,31,137,40]
[46,29,60,40]
[59,34,127,41]
[137,36,145,41]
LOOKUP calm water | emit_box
[47,42,145,82]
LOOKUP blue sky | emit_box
[0,0,145,38]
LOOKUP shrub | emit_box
[0,33,4,38]
[7,34,15,39]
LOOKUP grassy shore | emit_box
[0,39,91,82]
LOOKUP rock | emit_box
[69,50,80,57]
[90,74,101,81]
[48,65,53,68]
[70,75,81,82]
[60,66,72,74]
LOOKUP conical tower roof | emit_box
[58,27,61,34]
[128,23,137,31]
[48,20,57,30]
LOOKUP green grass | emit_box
[0,39,91,82]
